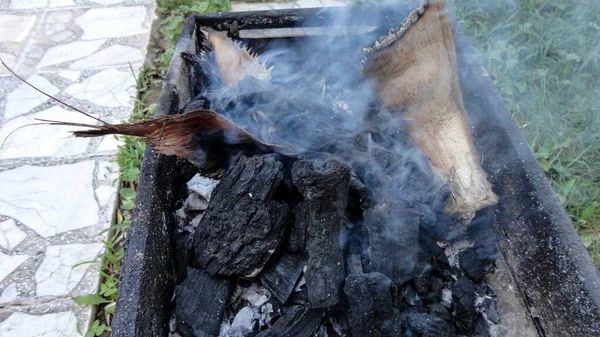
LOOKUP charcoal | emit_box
[451,277,478,334]
[412,269,432,295]
[254,306,324,337]
[287,202,310,253]
[458,248,485,282]
[176,268,232,337]
[461,206,499,282]
[476,296,500,324]
[175,231,192,282]
[363,201,420,286]
[428,303,452,321]
[401,312,455,337]
[345,254,364,275]
[344,272,400,337]
[259,253,306,304]
[349,172,368,205]
[473,314,491,337]
[291,158,350,308]
[192,155,290,277]
[398,283,421,309]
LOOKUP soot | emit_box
[169,8,501,337]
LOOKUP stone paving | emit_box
[0,0,154,335]
[0,0,346,335]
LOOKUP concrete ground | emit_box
[0,0,155,335]
[0,0,343,335]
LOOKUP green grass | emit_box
[452,0,600,265]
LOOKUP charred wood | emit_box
[344,272,400,337]
[192,155,290,277]
[400,312,455,337]
[259,253,306,304]
[291,158,350,308]
[254,306,324,337]
[363,202,420,286]
[175,268,232,337]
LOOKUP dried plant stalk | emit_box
[365,0,498,220]
[203,28,272,87]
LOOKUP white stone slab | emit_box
[43,11,72,37]
[0,252,28,283]
[4,75,60,119]
[0,15,37,42]
[70,44,144,70]
[66,68,135,107]
[95,185,116,207]
[0,311,79,337]
[58,70,80,82]
[10,0,46,9]
[76,6,148,40]
[90,0,125,4]
[35,242,103,297]
[0,219,26,250]
[0,106,94,159]
[50,30,74,42]
[96,135,123,152]
[0,283,18,305]
[49,0,74,7]
[0,53,17,73]
[38,39,106,68]
[97,160,120,181]
[0,161,99,238]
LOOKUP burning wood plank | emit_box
[364,0,498,220]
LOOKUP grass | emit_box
[78,0,599,334]
[451,0,600,265]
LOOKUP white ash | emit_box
[441,289,452,308]
[329,316,345,336]
[175,174,218,233]
[185,192,209,212]
[187,174,219,201]
[293,270,306,292]
[220,283,279,337]
[168,312,182,337]
[438,239,475,268]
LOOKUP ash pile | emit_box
[169,3,501,337]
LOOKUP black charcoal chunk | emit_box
[451,277,478,334]
[474,314,491,337]
[476,296,500,324]
[461,207,499,282]
[401,312,455,337]
[428,303,452,321]
[344,272,400,337]
[458,248,485,282]
[398,284,421,309]
[176,268,232,337]
[175,231,192,282]
[192,155,290,277]
[287,202,310,253]
[255,306,324,337]
[363,202,420,286]
[291,158,350,308]
[260,253,306,304]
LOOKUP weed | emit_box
[452,0,600,265]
